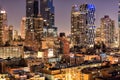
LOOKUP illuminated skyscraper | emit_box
[26,0,39,31]
[71,4,95,48]
[26,0,39,17]
[13,30,19,40]
[8,25,13,41]
[20,17,26,39]
[26,0,39,41]
[80,4,96,47]
[100,15,115,47]
[25,0,57,51]
[25,0,44,50]
[40,0,55,27]
[25,15,44,50]
[0,8,7,46]
[71,5,82,47]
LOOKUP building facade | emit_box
[20,17,26,40]
[40,0,55,27]
[25,0,57,51]
[26,0,39,40]
[0,46,23,59]
[26,0,39,18]
[25,0,44,50]
[0,9,7,46]
[71,4,95,48]
[100,15,115,47]
[25,16,44,51]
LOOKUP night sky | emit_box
[0,0,118,35]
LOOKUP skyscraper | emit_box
[26,0,39,17]
[71,4,95,48]
[20,17,26,39]
[0,8,7,46]
[26,0,39,31]
[80,4,96,47]
[100,15,115,47]
[40,0,55,27]
[25,0,44,50]
[71,5,82,47]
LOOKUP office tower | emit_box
[26,0,43,50]
[13,30,19,40]
[26,0,38,41]
[33,16,44,42]
[25,16,44,50]
[100,15,115,47]
[40,0,55,27]
[26,0,39,31]
[3,26,9,44]
[3,25,13,45]
[8,25,13,41]
[80,4,96,47]
[71,5,82,47]
[26,0,39,17]
[71,4,95,48]
[95,27,101,43]
[20,17,26,39]
[0,9,7,46]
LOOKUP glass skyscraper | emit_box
[100,15,115,47]
[25,0,44,50]
[40,0,55,27]
[0,8,7,46]
[26,0,39,31]
[26,0,39,17]
[71,4,95,48]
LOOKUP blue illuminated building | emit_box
[40,0,55,27]
[80,4,96,47]
[71,4,96,48]
[87,4,95,11]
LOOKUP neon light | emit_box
[87,4,95,11]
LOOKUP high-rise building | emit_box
[80,4,96,47]
[25,16,44,51]
[13,30,19,40]
[71,5,82,47]
[3,26,9,44]
[25,0,57,51]
[40,0,55,27]
[3,25,13,45]
[20,17,26,40]
[8,25,13,41]
[26,0,39,17]
[0,9,7,46]
[26,0,43,50]
[95,27,101,43]
[100,15,115,47]
[71,4,95,48]
[26,0,39,31]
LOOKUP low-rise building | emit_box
[0,46,23,59]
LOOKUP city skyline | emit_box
[0,0,118,34]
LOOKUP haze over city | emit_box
[0,0,118,34]
[0,0,120,80]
